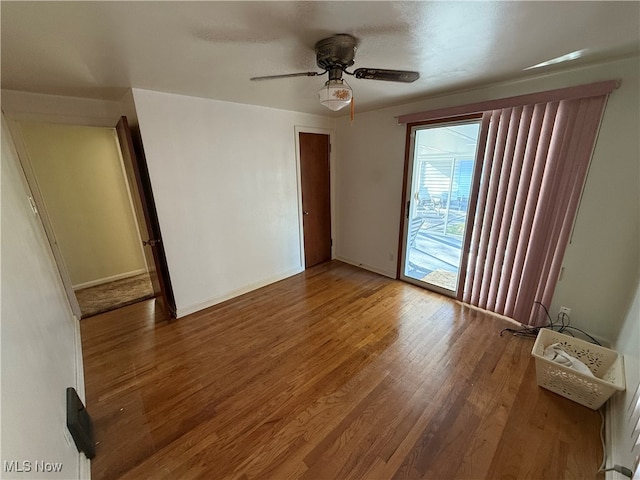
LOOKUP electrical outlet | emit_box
[559,306,571,317]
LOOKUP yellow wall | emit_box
[19,122,147,287]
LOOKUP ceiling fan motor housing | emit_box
[315,34,358,71]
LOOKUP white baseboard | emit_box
[72,268,147,290]
[72,314,92,479]
[176,266,304,318]
[334,256,396,279]
[604,400,614,480]
[78,456,91,480]
[72,314,86,402]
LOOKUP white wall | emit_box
[132,89,333,316]
[334,55,640,343]
[608,278,640,479]
[333,108,407,277]
[1,115,88,478]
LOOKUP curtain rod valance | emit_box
[397,79,620,125]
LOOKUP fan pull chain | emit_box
[350,97,355,124]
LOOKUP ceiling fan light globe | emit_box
[320,98,351,111]
[318,79,352,111]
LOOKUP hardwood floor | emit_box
[81,261,603,479]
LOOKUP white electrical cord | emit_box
[599,408,607,472]
[598,407,634,478]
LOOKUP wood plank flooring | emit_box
[81,261,604,479]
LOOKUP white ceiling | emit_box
[2,1,639,116]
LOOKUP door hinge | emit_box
[331,238,333,247]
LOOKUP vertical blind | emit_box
[399,80,619,325]
[463,95,612,325]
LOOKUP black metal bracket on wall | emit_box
[66,387,96,459]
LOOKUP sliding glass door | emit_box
[400,119,481,296]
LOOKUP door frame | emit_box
[116,116,176,318]
[397,114,484,299]
[4,112,174,319]
[294,126,335,269]
[5,116,83,319]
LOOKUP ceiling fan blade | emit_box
[353,68,420,83]
[250,72,323,81]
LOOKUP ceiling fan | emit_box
[250,34,420,111]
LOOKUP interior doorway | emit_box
[399,118,482,297]
[298,132,332,269]
[14,121,154,318]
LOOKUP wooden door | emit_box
[299,132,332,268]
[115,117,176,318]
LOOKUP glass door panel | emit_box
[400,120,481,296]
